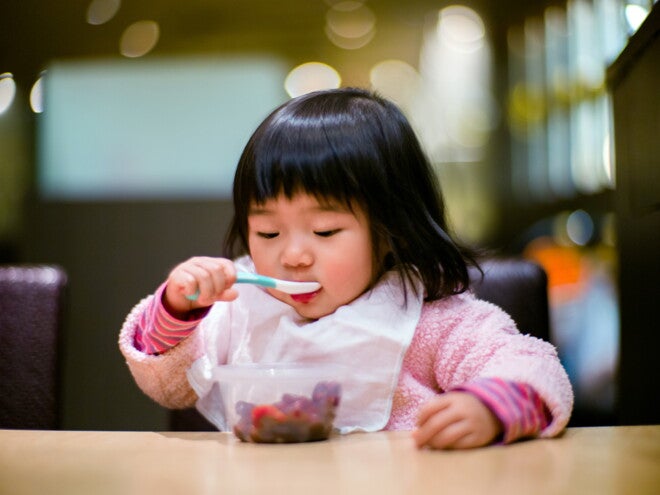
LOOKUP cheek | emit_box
[251,257,274,278]
[321,241,374,290]
[247,240,275,275]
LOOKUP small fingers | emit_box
[421,421,472,450]
[413,392,503,450]
[168,266,201,300]
[166,257,237,310]
[186,258,236,303]
[416,395,451,425]
[413,397,459,448]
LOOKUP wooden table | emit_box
[1,426,658,495]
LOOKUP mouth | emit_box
[290,289,321,304]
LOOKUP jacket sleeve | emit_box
[428,295,574,438]
[118,295,203,409]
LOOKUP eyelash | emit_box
[256,230,340,239]
[314,230,339,237]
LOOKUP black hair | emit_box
[224,87,479,301]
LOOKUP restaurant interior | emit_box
[0,0,657,432]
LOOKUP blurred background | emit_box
[1,0,658,430]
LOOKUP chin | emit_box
[293,304,336,321]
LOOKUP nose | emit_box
[280,234,313,269]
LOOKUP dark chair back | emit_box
[0,265,67,429]
[170,257,551,431]
[469,258,550,342]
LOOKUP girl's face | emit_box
[247,192,375,319]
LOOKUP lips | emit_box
[290,289,321,303]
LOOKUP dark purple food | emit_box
[232,381,341,443]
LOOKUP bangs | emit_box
[236,107,380,209]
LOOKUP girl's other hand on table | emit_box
[413,392,502,450]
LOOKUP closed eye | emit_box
[314,229,340,238]
[257,232,279,239]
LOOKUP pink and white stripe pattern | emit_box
[455,377,550,443]
[134,284,206,354]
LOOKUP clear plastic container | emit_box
[214,363,344,443]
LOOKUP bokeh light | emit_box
[566,209,594,246]
[624,3,649,31]
[325,1,376,50]
[369,59,420,107]
[30,75,44,113]
[120,20,160,58]
[86,0,121,25]
[0,73,16,115]
[284,62,341,98]
[438,5,486,52]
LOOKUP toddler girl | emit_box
[119,87,573,449]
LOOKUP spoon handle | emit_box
[185,272,320,300]
[235,272,277,288]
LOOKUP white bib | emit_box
[187,256,423,433]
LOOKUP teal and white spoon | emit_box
[185,272,321,300]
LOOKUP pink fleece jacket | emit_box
[118,291,573,437]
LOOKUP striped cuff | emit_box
[454,378,550,444]
[134,283,209,355]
